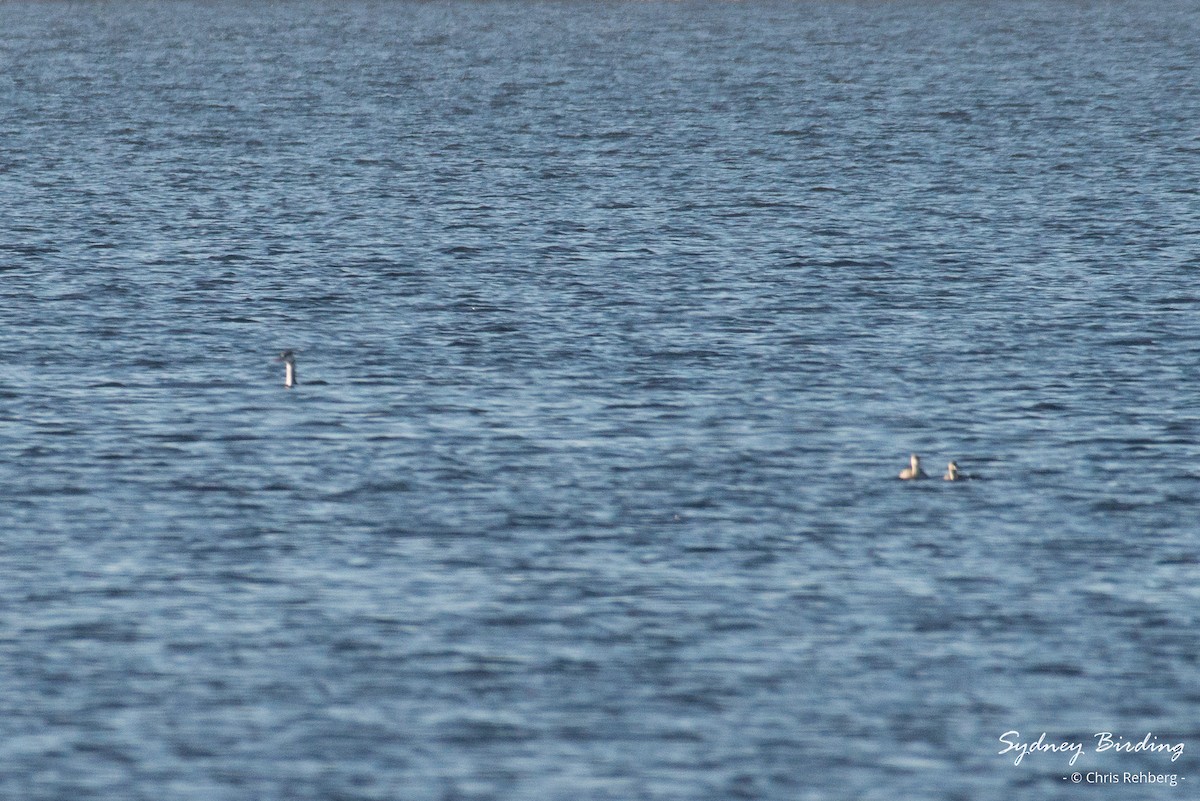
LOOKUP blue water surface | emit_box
[1,1,1198,799]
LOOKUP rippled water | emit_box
[2,1,1199,799]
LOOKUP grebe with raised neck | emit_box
[898,453,928,480]
[944,461,960,481]
[277,350,297,388]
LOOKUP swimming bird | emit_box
[277,350,297,388]
[898,453,928,480]
[944,461,960,481]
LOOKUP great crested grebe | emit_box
[944,461,960,481]
[898,453,928,480]
[277,350,297,388]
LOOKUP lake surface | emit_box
[1,1,1198,798]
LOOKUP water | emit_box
[2,1,1199,798]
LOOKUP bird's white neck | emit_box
[284,361,296,388]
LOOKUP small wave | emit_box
[45,621,138,643]
[434,716,537,746]
[934,109,972,122]
[442,245,482,256]
[1091,498,1151,513]
[0,243,59,255]
[1026,662,1086,677]
[1025,401,1067,412]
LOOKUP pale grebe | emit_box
[277,350,297,388]
[944,461,960,481]
[898,453,928,480]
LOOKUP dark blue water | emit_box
[2,1,1199,798]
